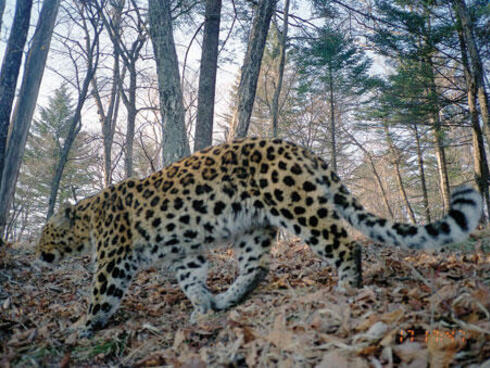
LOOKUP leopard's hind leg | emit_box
[302,213,362,290]
[214,226,277,310]
[174,254,215,322]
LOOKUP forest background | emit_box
[0,0,488,243]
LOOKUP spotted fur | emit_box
[36,137,482,337]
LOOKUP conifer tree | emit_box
[293,25,373,172]
[11,86,93,237]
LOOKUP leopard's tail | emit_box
[331,184,482,250]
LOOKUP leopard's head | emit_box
[36,203,91,264]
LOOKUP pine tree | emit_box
[11,85,93,238]
[293,24,373,172]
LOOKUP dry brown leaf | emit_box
[354,313,378,332]
[317,333,347,345]
[265,313,296,351]
[429,284,459,305]
[354,322,388,344]
[173,328,186,350]
[179,356,206,368]
[393,342,428,365]
[380,308,404,324]
[317,350,369,368]
[134,353,167,367]
[379,328,399,347]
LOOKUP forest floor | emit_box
[1,229,489,367]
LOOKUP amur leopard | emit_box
[36,137,482,337]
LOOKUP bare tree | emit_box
[452,0,490,151]
[46,2,103,218]
[344,129,394,219]
[98,0,147,178]
[0,0,61,235]
[383,123,416,223]
[148,0,190,165]
[92,56,120,187]
[193,0,222,152]
[423,55,451,211]
[0,0,6,37]
[229,0,278,139]
[271,0,289,138]
[412,125,431,223]
[456,17,489,219]
[0,0,33,188]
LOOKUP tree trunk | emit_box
[193,0,221,152]
[328,65,337,172]
[384,124,416,223]
[92,1,123,186]
[0,0,60,234]
[0,0,6,37]
[149,0,190,165]
[92,69,119,187]
[425,55,451,211]
[124,65,137,178]
[457,21,489,219]
[470,113,490,221]
[432,124,451,211]
[0,0,33,186]
[229,0,277,139]
[452,0,490,151]
[413,125,431,223]
[271,0,289,138]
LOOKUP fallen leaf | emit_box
[265,313,296,350]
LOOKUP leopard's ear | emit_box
[50,202,75,227]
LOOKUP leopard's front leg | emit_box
[81,254,138,338]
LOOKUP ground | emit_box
[1,230,489,367]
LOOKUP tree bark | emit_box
[413,125,431,223]
[0,0,33,186]
[124,66,137,178]
[91,1,124,186]
[193,0,221,152]
[0,0,6,37]
[384,124,416,223]
[0,0,60,234]
[328,65,337,172]
[229,0,277,139]
[92,58,120,187]
[452,0,490,151]
[271,0,289,138]
[149,0,190,165]
[425,55,451,211]
[432,124,451,212]
[456,20,489,219]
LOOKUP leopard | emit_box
[36,137,482,337]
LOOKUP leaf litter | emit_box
[0,229,489,367]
